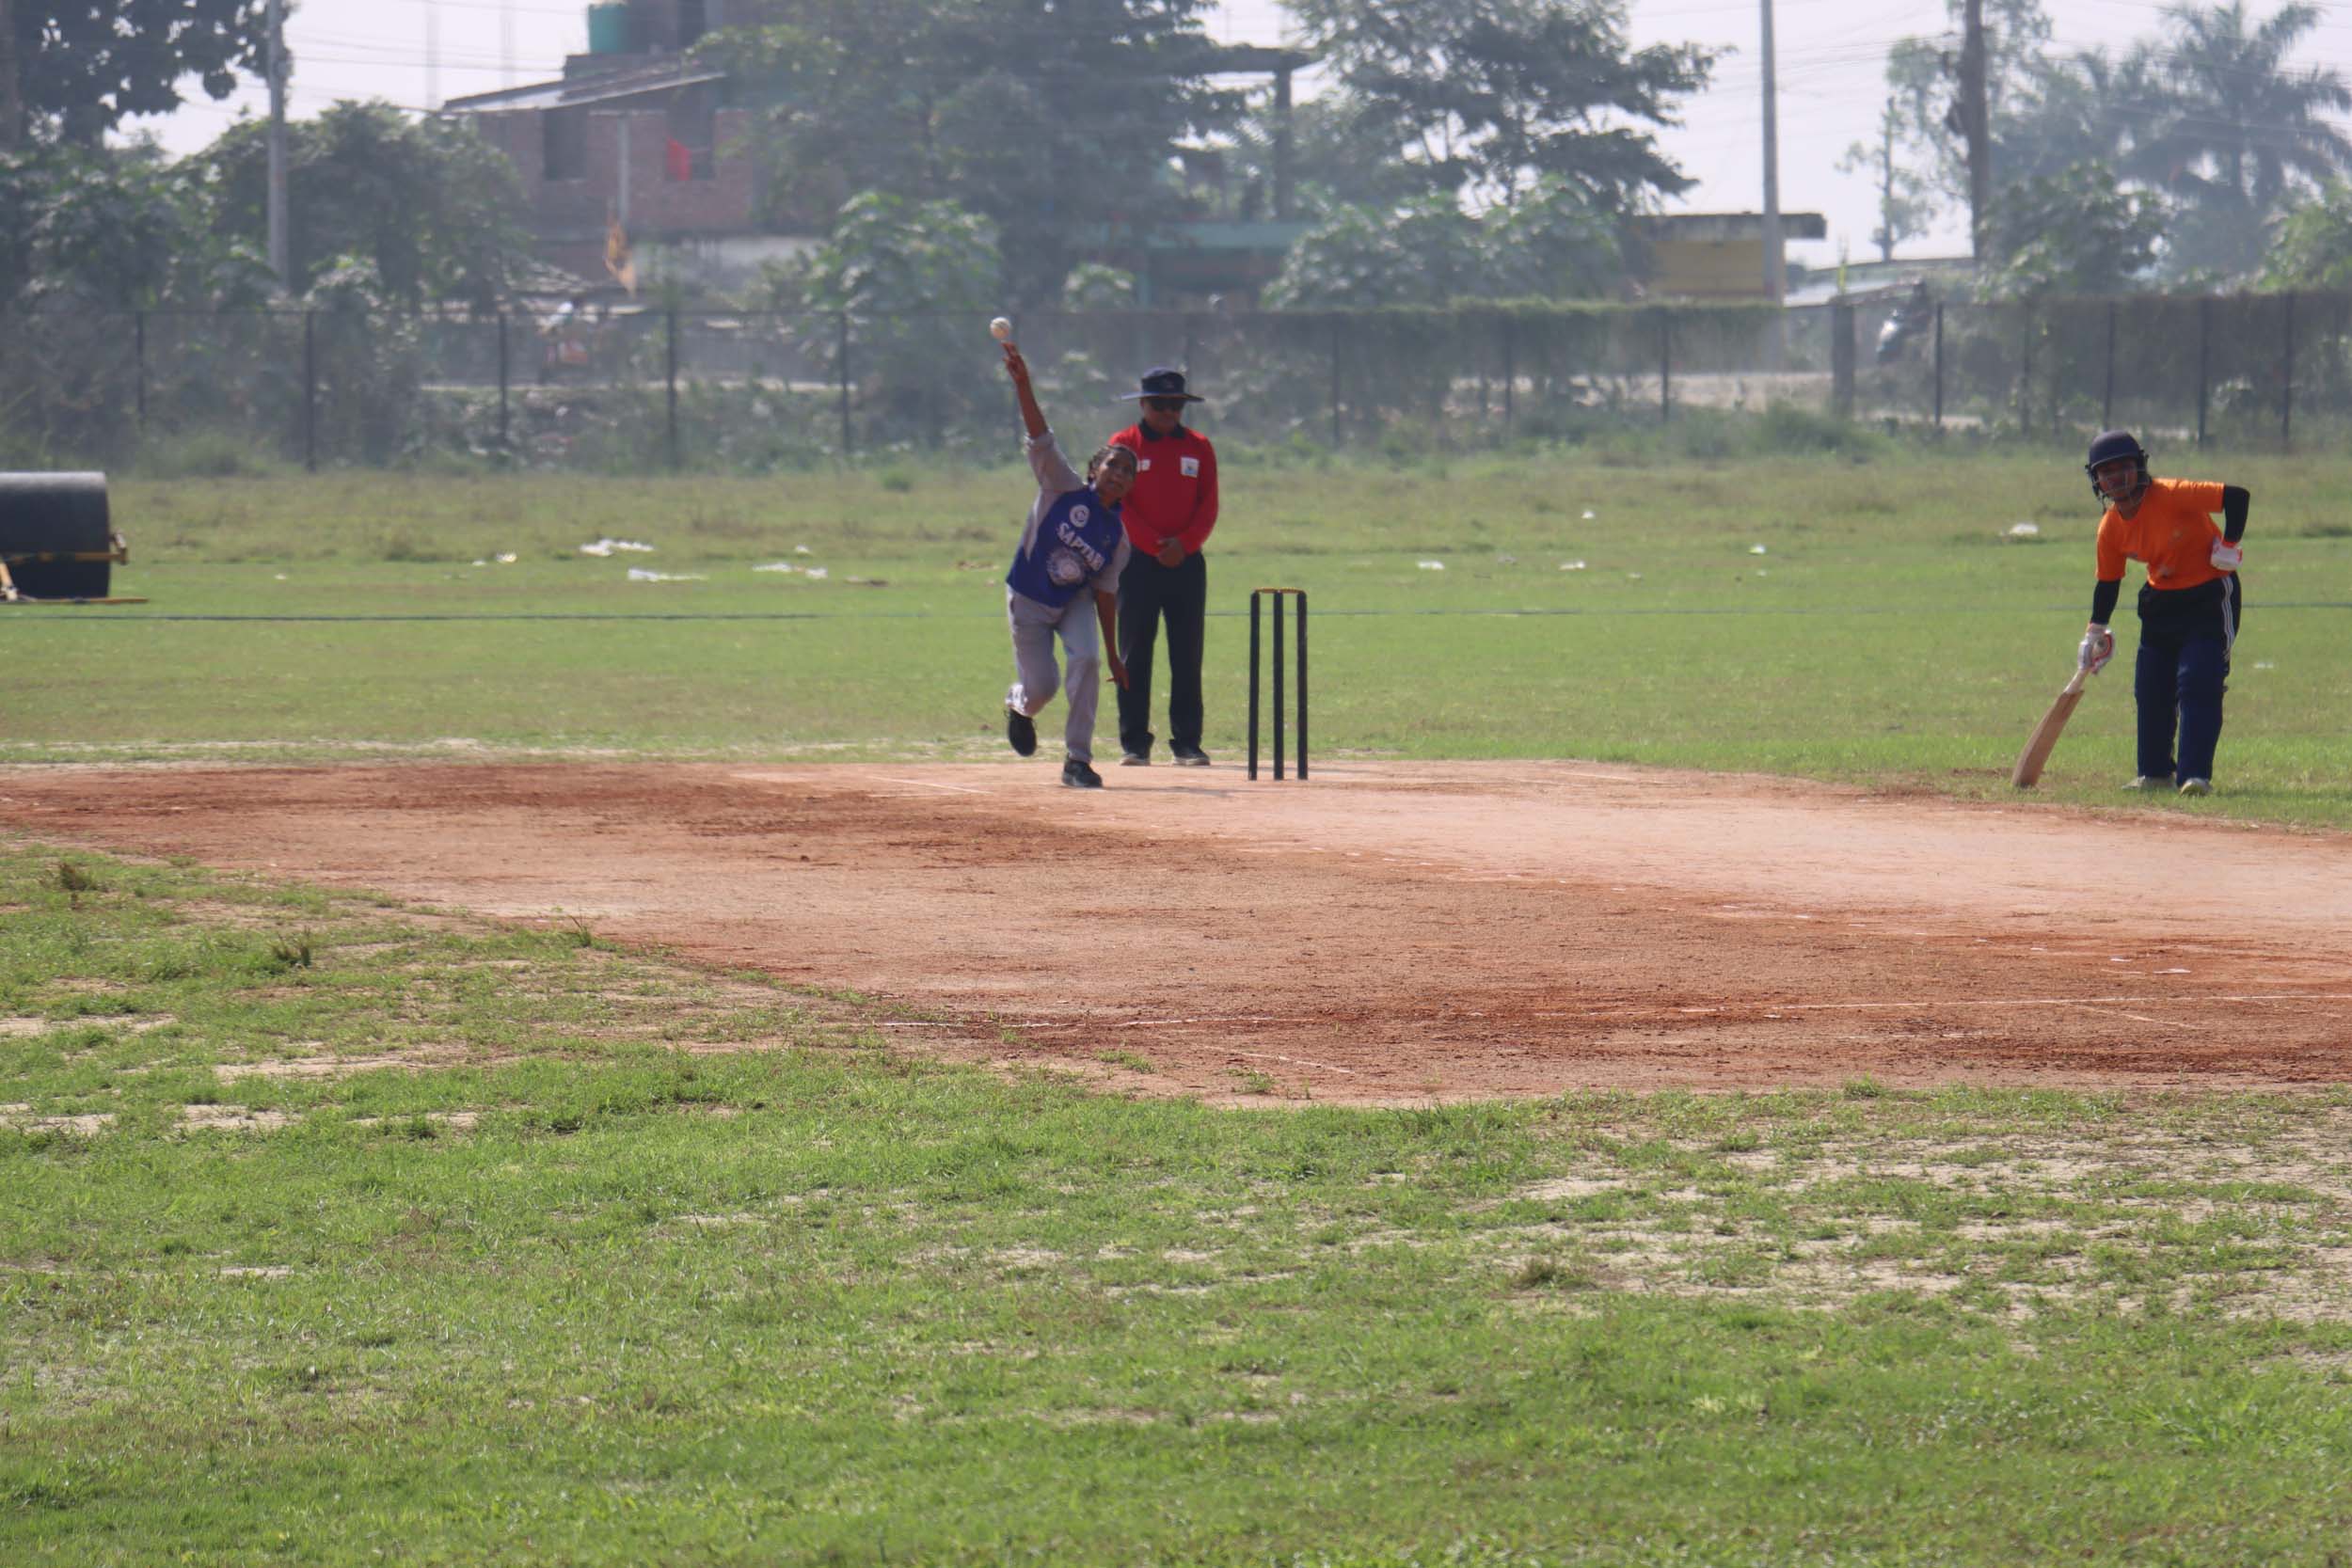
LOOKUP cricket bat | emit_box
[2011,666,2090,788]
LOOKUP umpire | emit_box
[1109,367,1219,767]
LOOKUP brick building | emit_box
[449,5,1316,299]
[446,1,768,287]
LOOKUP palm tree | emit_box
[2130,2,2352,276]
[1999,45,2167,188]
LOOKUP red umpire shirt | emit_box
[1107,420,1218,557]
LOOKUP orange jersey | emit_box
[2095,478,2229,591]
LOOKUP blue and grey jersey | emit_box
[1005,431,1130,610]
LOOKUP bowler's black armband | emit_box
[2090,578,2122,626]
[2221,485,2249,544]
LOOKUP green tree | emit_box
[1869,0,2352,278]
[1263,178,1623,308]
[2127,1,2352,278]
[1981,163,2165,296]
[0,141,264,309]
[756,190,1005,437]
[1261,195,1484,308]
[1998,46,2164,187]
[1479,178,1626,298]
[1875,0,2054,228]
[6,0,264,147]
[193,101,531,310]
[772,191,1005,321]
[1059,262,1139,309]
[1209,96,1428,222]
[1282,0,1714,211]
[1837,98,1937,261]
[2262,180,2352,289]
[699,0,1236,299]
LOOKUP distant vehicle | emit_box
[1875,284,1933,365]
[539,298,596,382]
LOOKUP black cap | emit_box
[1117,365,1205,404]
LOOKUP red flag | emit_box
[665,137,693,181]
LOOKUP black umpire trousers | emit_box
[1115,548,1207,758]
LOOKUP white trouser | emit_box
[1006,589,1100,764]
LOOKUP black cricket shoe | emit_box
[1120,751,1151,767]
[1061,757,1104,789]
[1170,744,1211,767]
[1006,706,1037,757]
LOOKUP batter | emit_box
[2075,429,2249,796]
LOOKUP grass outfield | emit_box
[1,447,2346,821]
[6,846,2352,1566]
[7,447,2352,1564]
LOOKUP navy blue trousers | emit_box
[1116,549,1208,758]
[2135,578,2239,783]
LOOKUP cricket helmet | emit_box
[2083,429,2149,505]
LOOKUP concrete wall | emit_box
[1648,237,1772,301]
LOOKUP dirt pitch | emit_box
[6,759,2351,1104]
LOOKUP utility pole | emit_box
[266,0,291,290]
[1959,0,1991,260]
[0,0,24,150]
[1273,64,1295,222]
[1876,96,1897,261]
[1759,0,1782,303]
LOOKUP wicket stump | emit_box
[1248,587,1308,781]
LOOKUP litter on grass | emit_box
[1559,561,1587,571]
[2007,521,2041,538]
[580,538,656,556]
[1749,544,1768,555]
[1581,509,1597,520]
[627,568,706,582]
[1417,560,1445,571]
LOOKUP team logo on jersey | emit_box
[1180,455,1200,477]
[1047,549,1087,587]
[1070,504,1090,526]
[1135,458,1152,472]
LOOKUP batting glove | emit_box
[2079,625,2115,674]
[2210,540,2244,571]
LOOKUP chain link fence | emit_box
[5,291,2347,471]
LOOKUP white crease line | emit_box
[880,1014,1321,1032]
[1232,1050,1358,1075]
[872,777,991,795]
[1110,1014,1320,1030]
[1534,991,2352,1021]
[2065,1005,2181,1028]
[1777,991,2352,1012]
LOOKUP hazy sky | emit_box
[138,0,2352,269]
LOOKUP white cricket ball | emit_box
[988,316,1013,341]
